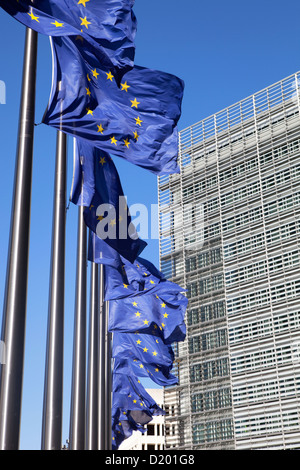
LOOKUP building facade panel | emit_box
[158,72,300,450]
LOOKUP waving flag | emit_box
[114,357,178,387]
[0,0,137,80]
[88,234,185,299]
[72,140,147,262]
[112,331,175,369]
[43,35,184,175]
[109,289,187,344]
[112,373,164,449]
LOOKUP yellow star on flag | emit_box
[78,0,90,6]
[121,81,130,92]
[110,136,118,145]
[132,301,138,307]
[80,16,91,28]
[97,124,104,134]
[130,98,140,108]
[28,11,39,22]
[161,303,166,308]
[135,311,141,317]
[123,138,130,148]
[51,21,64,27]
[91,68,99,78]
[106,71,114,81]
[135,116,143,126]
[136,339,142,345]
[86,87,91,97]
[133,130,139,141]
[86,108,93,116]
[123,283,128,289]
[99,157,106,165]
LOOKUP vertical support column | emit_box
[0,27,38,450]
[86,261,99,450]
[69,206,87,450]
[41,130,67,450]
[98,264,106,450]
[105,302,112,450]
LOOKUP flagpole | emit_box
[105,301,112,450]
[86,261,99,450]
[41,128,67,450]
[98,264,106,450]
[0,27,38,450]
[69,205,87,450]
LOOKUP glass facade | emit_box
[158,72,300,450]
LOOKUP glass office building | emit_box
[158,72,300,450]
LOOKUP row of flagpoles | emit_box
[0,28,38,450]
[0,1,186,451]
[0,27,112,450]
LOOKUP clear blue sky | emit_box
[0,0,300,450]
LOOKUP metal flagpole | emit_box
[104,301,112,450]
[0,27,38,450]
[98,265,112,450]
[41,128,67,450]
[86,261,99,450]
[98,264,106,450]
[69,205,87,450]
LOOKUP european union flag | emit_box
[112,373,164,449]
[109,289,187,344]
[0,0,137,79]
[88,231,121,268]
[43,35,184,175]
[88,235,185,300]
[112,331,175,369]
[72,139,147,262]
[114,357,178,387]
[113,373,164,417]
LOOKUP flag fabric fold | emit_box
[72,139,147,262]
[112,331,175,369]
[112,372,164,449]
[0,0,137,80]
[109,290,187,344]
[43,35,184,175]
[113,357,178,387]
[87,234,185,300]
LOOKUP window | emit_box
[147,424,155,436]
[190,357,229,383]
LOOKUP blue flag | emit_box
[88,235,185,300]
[0,0,137,80]
[114,357,178,387]
[112,331,175,368]
[113,373,164,417]
[112,372,164,449]
[109,289,187,344]
[43,35,184,175]
[72,139,147,262]
[88,231,121,268]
